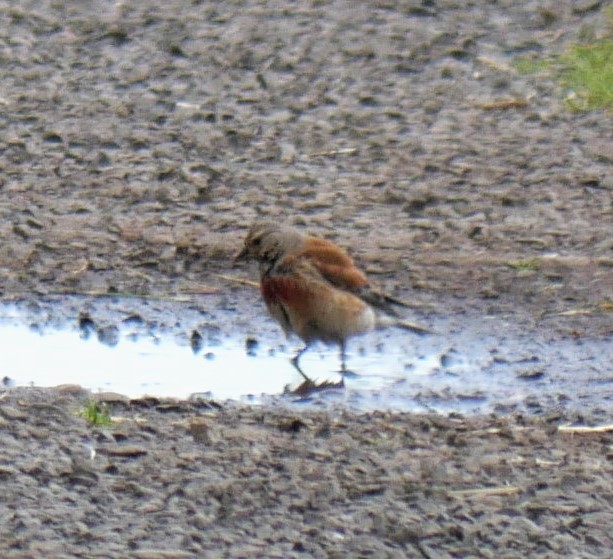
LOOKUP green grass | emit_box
[514,8,613,113]
[79,401,112,427]
[560,39,613,111]
[507,258,541,272]
[513,56,552,75]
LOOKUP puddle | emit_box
[1,300,611,417]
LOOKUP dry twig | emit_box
[309,147,358,157]
[478,98,529,110]
[215,274,259,288]
[448,486,520,498]
[558,424,613,434]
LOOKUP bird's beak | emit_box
[234,245,249,262]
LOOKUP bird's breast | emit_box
[261,275,310,310]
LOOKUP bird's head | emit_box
[235,222,303,267]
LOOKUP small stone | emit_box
[189,419,211,443]
[517,369,545,380]
[95,392,131,405]
[55,384,89,395]
[97,325,120,347]
[0,405,28,421]
[100,445,148,458]
[0,465,18,477]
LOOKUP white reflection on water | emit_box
[2,324,294,400]
[0,318,473,410]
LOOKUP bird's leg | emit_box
[339,341,348,373]
[291,344,315,384]
[338,341,357,377]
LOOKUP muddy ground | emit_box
[1,387,612,559]
[0,1,612,557]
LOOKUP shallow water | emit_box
[1,300,611,416]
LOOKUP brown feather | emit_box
[296,237,369,290]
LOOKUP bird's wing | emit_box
[295,237,370,291]
[292,237,413,315]
[276,236,411,315]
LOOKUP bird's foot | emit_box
[287,376,345,397]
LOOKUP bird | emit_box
[235,222,431,384]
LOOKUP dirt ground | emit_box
[1,387,612,559]
[0,1,612,557]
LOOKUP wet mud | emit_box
[0,1,612,557]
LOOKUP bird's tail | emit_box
[375,315,434,335]
[362,289,436,334]
[357,287,433,317]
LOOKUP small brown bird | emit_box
[236,222,430,382]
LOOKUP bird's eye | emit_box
[252,237,262,246]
